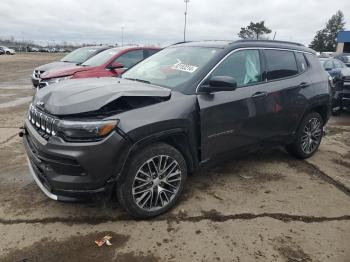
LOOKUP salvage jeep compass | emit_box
[22,40,331,218]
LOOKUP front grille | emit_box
[34,70,45,78]
[28,104,58,140]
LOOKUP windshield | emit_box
[82,48,121,67]
[122,46,220,89]
[60,47,100,64]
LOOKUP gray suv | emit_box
[22,40,331,218]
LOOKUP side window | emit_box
[145,49,159,58]
[295,52,308,73]
[333,60,343,69]
[114,50,144,69]
[265,50,298,80]
[211,50,262,87]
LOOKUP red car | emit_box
[39,46,160,88]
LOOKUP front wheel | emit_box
[286,112,324,159]
[116,143,187,219]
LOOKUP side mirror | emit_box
[198,76,237,93]
[108,62,124,70]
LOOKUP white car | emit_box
[0,46,16,55]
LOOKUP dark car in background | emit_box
[38,46,160,88]
[320,58,350,114]
[0,47,4,55]
[31,46,110,87]
[22,40,331,218]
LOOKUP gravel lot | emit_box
[0,53,349,262]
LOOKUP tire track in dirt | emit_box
[0,212,349,225]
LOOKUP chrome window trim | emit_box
[195,47,314,94]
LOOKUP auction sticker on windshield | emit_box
[171,61,198,73]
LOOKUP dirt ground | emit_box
[0,53,349,262]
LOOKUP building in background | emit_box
[336,31,350,53]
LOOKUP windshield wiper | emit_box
[124,78,151,84]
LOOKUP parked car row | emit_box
[31,46,110,87]
[334,53,350,67]
[27,47,71,53]
[32,46,160,88]
[0,46,16,55]
[22,40,332,218]
[319,57,350,115]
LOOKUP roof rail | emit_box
[234,39,305,47]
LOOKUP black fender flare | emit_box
[116,128,197,182]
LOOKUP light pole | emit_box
[183,0,189,42]
[121,26,124,46]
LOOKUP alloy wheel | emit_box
[132,155,182,211]
[301,117,322,154]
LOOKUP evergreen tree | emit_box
[238,21,272,40]
[309,10,345,51]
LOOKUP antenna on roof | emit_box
[273,32,277,40]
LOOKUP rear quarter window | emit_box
[295,52,309,73]
[265,50,298,81]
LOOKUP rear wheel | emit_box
[116,143,187,218]
[286,112,323,159]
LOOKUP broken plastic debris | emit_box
[95,235,112,247]
[239,174,254,179]
[213,193,224,200]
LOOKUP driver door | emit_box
[197,49,276,161]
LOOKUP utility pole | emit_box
[273,31,277,40]
[183,0,189,42]
[121,26,124,46]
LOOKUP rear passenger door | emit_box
[262,49,310,138]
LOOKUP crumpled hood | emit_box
[35,61,77,73]
[34,77,171,115]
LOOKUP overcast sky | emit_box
[0,0,349,46]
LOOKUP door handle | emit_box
[299,82,310,88]
[251,91,268,98]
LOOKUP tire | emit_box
[286,112,323,159]
[6,51,10,55]
[116,143,187,219]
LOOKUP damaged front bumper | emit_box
[22,119,131,201]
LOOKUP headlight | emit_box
[56,119,119,142]
[47,75,73,85]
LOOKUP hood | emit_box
[34,77,171,115]
[35,61,77,72]
[40,64,95,79]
